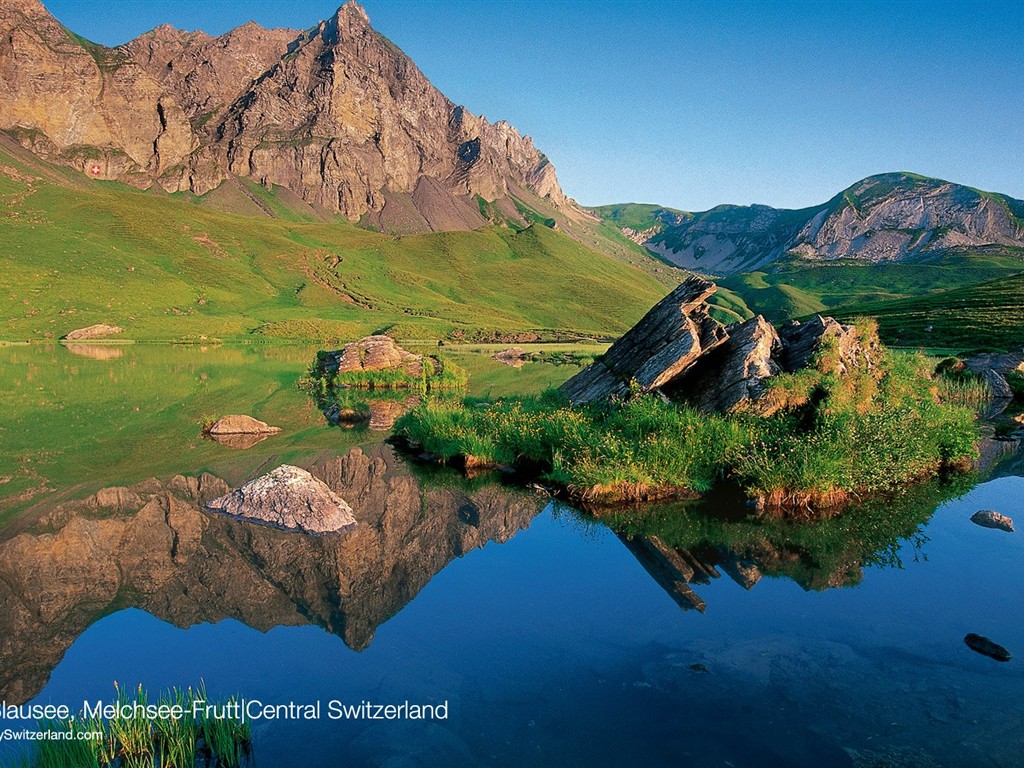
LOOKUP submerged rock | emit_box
[205,465,356,534]
[964,633,1012,662]
[561,276,727,404]
[62,323,123,340]
[206,415,281,436]
[970,510,1015,532]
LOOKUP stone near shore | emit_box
[206,415,281,436]
[205,465,356,535]
[561,276,727,404]
[962,348,1023,401]
[964,633,1012,662]
[320,335,424,377]
[970,510,1015,533]
[62,323,123,340]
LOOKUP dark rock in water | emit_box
[206,414,281,436]
[964,633,1012,662]
[971,510,1015,532]
[561,276,727,404]
[319,335,424,377]
[689,663,709,674]
[205,465,356,534]
[62,323,123,341]
[668,315,782,414]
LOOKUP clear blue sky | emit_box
[42,0,1024,211]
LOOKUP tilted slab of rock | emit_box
[205,465,356,535]
[561,276,727,404]
[320,335,424,377]
[206,415,281,435]
[62,324,123,341]
[667,315,782,414]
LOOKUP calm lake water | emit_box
[1,345,1022,767]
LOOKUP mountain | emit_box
[0,135,668,342]
[0,0,572,232]
[596,173,1024,276]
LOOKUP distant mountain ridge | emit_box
[595,173,1024,275]
[0,0,571,232]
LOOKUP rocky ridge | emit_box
[0,0,570,229]
[599,174,1024,275]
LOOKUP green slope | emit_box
[719,252,1024,326]
[0,146,669,343]
[833,273,1024,351]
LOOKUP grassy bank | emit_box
[395,339,978,511]
[0,144,669,344]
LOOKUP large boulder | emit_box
[561,276,728,404]
[205,465,356,535]
[62,324,123,340]
[667,315,782,414]
[962,348,1024,376]
[320,335,424,377]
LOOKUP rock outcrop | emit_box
[561,276,727,404]
[0,1,570,230]
[61,324,123,340]
[320,335,424,378]
[561,279,874,413]
[206,465,356,534]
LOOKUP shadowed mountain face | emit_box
[0,0,567,229]
[597,173,1024,275]
[0,445,545,704]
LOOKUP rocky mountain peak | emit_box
[0,0,569,232]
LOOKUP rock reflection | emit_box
[63,344,125,360]
[0,445,544,704]
[598,475,977,613]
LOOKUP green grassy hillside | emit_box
[833,273,1024,351]
[719,252,1024,327]
[0,145,670,343]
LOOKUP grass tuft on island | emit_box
[394,339,979,512]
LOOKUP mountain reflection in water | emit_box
[0,445,544,704]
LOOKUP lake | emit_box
[1,344,1021,767]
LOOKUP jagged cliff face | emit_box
[0,446,544,704]
[615,174,1024,275]
[0,0,568,227]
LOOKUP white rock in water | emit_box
[205,465,356,534]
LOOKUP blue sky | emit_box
[42,0,1024,211]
